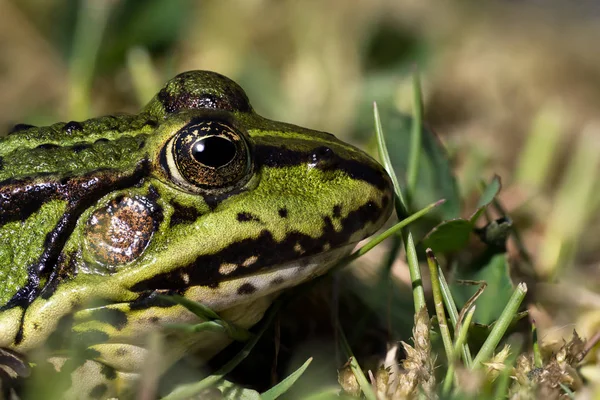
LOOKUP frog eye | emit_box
[165,119,252,192]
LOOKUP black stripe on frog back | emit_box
[1,160,151,318]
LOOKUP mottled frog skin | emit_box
[0,71,393,398]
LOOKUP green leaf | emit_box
[261,358,313,400]
[423,219,473,253]
[470,176,502,223]
[452,253,514,325]
[476,175,502,209]
[466,312,528,347]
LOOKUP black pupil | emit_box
[191,136,237,168]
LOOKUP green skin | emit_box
[0,71,393,398]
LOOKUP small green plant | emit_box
[332,71,593,400]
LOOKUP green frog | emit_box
[0,71,393,398]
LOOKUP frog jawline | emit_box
[182,243,354,313]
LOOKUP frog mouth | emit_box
[130,199,389,294]
[179,243,357,312]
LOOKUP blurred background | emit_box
[3,0,600,395]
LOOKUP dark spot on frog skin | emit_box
[149,317,160,324]
[204,196,220,211]
[169,201,200,227]
[270,277,284,286]
[89,384,108,399]
[237,283,257,295]
[64,121,84,135]
[332,204,342,219]
[88,308,128,330]
[71,142,91,153]
[129,290,179,311]
[237,212,260,223]
[115,347,128,357]
[100,364,117,380]
[138,139,146,150]
[36,143,60,150]
[144,119,159,129]
[8,123,36,134]
[0,156,3,171]
[94,138,109,145]
[278,208,288,218]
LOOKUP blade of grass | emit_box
[261,357,313,400]
[472,283,528,368]
[160,295,251,341]
[532,321,542,368]
[161,300,282,400]
[127,47,161,106]
[515,103,563,191]
[442,304,476,395]
[338,324,377,400]
[559,383,576,399]
[374,100,428,312]
[165,321,227,334]
[454,305,476,360]
[68,0,115,119]
[456,280,487,328]
[350,199,445,260]
[349,198,442,313]
[407,67,423,202]
[161,294,220,319]
[426,250,453,366]
[406,232,426,312]
[437,267,473,367]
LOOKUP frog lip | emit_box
[181,244,358,311]
[130,199,390,293]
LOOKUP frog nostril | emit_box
[310,146,338,169]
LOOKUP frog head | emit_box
[0,71,393,367]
